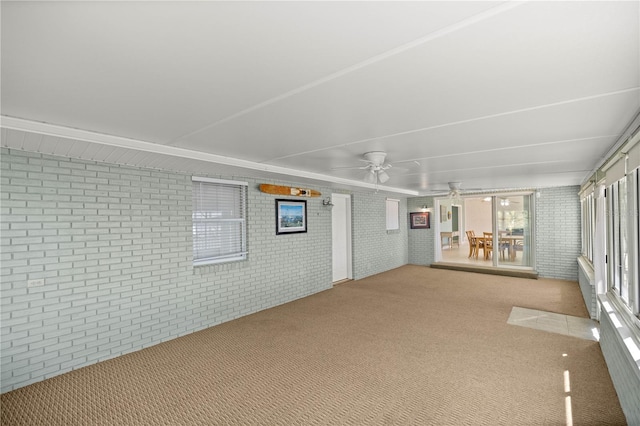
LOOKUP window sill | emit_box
[194,254,247,267]
[577,255,594,281]
[599,293,640,375]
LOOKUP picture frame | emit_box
[410,212,430,229]
[276,199,307,235]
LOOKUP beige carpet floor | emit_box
[1,265,626,425]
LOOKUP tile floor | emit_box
[507,307,600,341]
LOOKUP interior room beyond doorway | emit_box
[438,194,533,270]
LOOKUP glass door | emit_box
[495,194,533,268]
[438,192,534,270]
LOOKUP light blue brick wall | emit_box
[577,258,597,319]
[351,191,408,279]
[407,196,435,265]
[0,148,334,392]
[599,298,640,425]
[535,186,581,280]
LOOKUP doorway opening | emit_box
[435,193,536,275]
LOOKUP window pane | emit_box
[619,178,629,303]
[386,199,399,230]
[609,183,621,296]
[192,178,247,264]
[496,194,532,267]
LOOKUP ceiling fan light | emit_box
[364,169,376,184]
[377,170,390,183]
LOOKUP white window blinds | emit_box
[386,198,400,230]
[192,177,248,265]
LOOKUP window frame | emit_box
[192,176,248,266]
[386,198,400,231]
[605,169,640,326]
[580,193,595,262]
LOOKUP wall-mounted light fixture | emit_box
[420,205,429,212]
[322,198,334,207]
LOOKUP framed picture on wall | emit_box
[410,212,430,229]
[275,199,307,235]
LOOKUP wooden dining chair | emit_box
[467,230,484,259]
[465,231,476,258]
[511,239,524,261]
[483,232,493,260]
[498,232,510,260]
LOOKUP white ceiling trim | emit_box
[0,116,419,196]
[168,1,524,145]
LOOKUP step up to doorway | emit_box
[430,262,538,279]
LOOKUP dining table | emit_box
[473,234,524,261]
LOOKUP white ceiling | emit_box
[2,1,639,196]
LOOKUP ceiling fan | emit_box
[331,151,394,185]
[499,197,520,206]
[332,151,421,187]
[427,181,485,199]
[444,181,462,198]
[361,151,392,184]
[429,181,465,197]
[481,197,520,205]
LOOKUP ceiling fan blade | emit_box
[390,159,421,167]
[331,165,369,171]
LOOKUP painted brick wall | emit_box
[577,258,597,319]
[535,186,581,280]
[407,196,435,266]
[351,191,408,279]
[0,148,334,392]
[599,300,640,425]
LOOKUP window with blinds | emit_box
[192,177,248,265]
[386,198,400,230]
